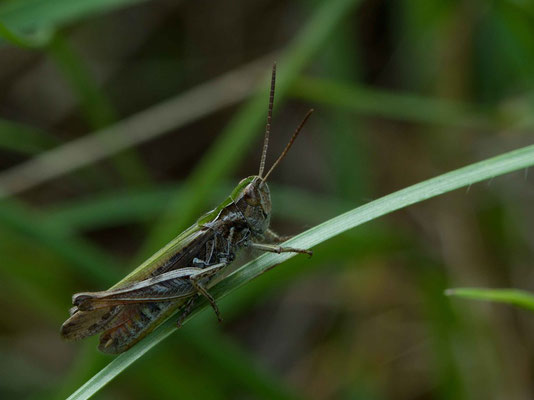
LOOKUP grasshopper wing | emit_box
[61,306,121,341]
[73,268,205,311]
[61,225,212,352]
[97,301,183,353]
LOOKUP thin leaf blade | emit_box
[445,288,534,312]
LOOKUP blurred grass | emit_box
[290,76,494,129]
[0,200,120,284]
[46,33,151,186]
[311,8,370,202]
[0,0,148,32]
[0,17,150,201]
[0,20,54,48]
[0,119,58,155]
[415,260,466,400]
[47,34,117,129]
[0,58,265,197]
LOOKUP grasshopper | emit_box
[61,63,313,354]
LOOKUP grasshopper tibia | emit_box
[250,242,312,257]
[185,262,226,322]
[190,277,222,322]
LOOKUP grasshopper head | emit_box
[234,176,271,235]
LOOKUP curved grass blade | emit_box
[445,288,534,312]
[67,143,534,400]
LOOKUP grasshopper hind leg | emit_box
[175,282,222,328]
[176,297,196,328]
[190,275,222,322]
[177,261,227,326]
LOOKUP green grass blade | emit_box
[66,144,534,400]
[180,327,303,400]
[0,20,53,48]
[445,288,534,312]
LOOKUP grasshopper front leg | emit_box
[250,242,312,257]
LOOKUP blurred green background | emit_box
[0,0,533,399]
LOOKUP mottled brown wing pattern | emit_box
[61,306,121,341]
[97,301,183,354]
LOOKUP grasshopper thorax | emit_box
[234,176,271,236]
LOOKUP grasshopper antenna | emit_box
[262,108,314,182]
[258,62,277,179]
